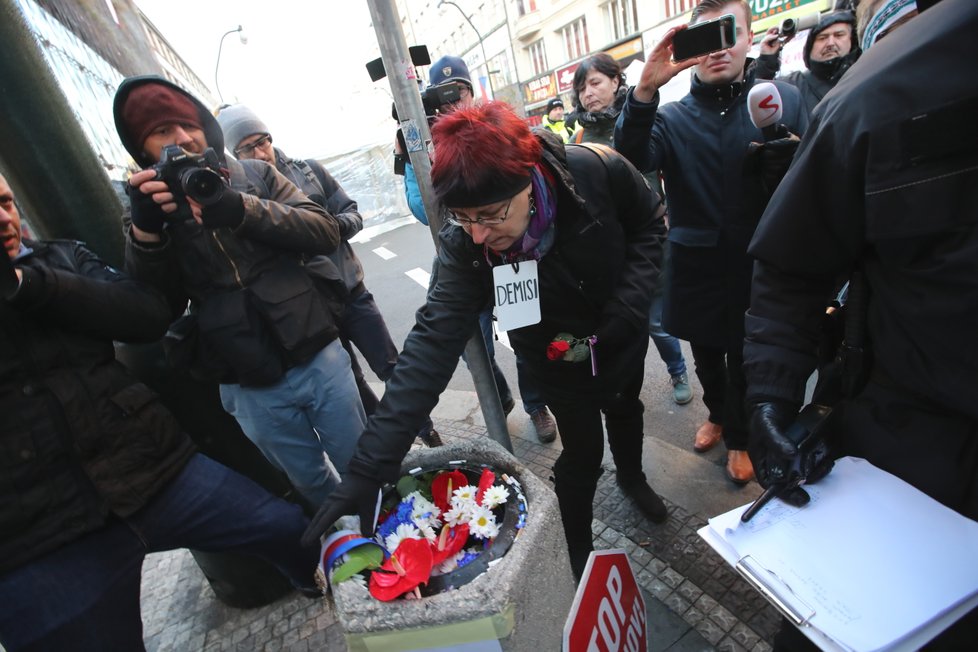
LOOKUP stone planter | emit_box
[328,438,574,651]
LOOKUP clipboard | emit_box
[697,457,978,652]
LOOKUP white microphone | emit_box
[748,82,787,141]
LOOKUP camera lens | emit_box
[181,168,224,205]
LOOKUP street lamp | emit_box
[215,25,247,104]
[437,0,494,98]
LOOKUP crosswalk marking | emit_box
[405,267,430,288]
[372,246,396,260]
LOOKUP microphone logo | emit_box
[758,94,780,118]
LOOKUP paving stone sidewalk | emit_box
[138,421,782,651]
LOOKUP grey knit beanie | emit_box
[216,104,270,154]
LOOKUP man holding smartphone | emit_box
[614,0,807,484]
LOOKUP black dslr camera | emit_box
[391,83,463,175]
[152,145,226,206]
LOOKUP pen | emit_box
[741,484,781,523]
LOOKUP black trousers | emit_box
[690,343,749,450]
[544,369,647,573]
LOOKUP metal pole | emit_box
[215,25,243,105]
[366,0,512,452]
[438,0,495,98]
[0,0,124,267]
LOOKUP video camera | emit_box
[778,13,819,44]
[152,145,226,206]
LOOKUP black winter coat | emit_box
[1,240,195,574]
[347,134,666,482]
[614,64,807,349]
[745,0,978,418]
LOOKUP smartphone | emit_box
[672,13,736,61]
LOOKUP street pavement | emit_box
[129,219,785,651]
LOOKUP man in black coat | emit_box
[745,0,977,647]
[755,10,861,116]
[0,173,318,651]
[615,0,806,483]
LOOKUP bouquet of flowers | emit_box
[320,464,527,602]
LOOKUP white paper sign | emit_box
[492,260,541,332]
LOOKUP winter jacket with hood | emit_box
[114,76,343,387]
[755,11,861,116]
[346,132,665,482]
[270,148,365,296]
[1,239,194,573]
[613,62,807,349]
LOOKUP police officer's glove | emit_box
[0,251,19,300]
[199,188,245,230]
[745,135,801,196]
[128,182,168,234]
[301,472,384,547]
[749,400,834,507]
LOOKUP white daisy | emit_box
[442,504,467,527]
[384,522,422,553]
[451,484,477,506]
[481,485,510,509]
[468,505,499,539]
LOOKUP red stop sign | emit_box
[563,549,647,652]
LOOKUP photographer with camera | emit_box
[0,173,320,651]
[398,55,559,445]
[114,76,366,511]
[615,0,807,484]
[756,11,861,116]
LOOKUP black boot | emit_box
[616,472,668,523]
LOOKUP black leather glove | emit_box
[745,135,801,196]
[1,252,19,300]
[199,188,244,229]
[128,182,168,234]
[300,472,384,547]
[749,400,835,492]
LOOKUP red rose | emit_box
[547,339,571,361]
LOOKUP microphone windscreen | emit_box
[748,82,784,130]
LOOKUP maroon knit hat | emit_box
[120,82,203,147]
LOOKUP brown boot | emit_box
[726,450,755,484]
[693,421,723,452]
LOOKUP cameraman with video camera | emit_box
[114,76,366,511]
[755,11,861,116]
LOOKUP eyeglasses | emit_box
[446,196,514,228]
[234,134,272,157]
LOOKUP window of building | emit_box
[605,0,639,40]
[527,38,547,76]
[559,17,589,61]
[664,0,697,19]
[516,0,537,18]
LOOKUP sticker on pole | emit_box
[563,549,647,652]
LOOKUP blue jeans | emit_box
[0,454,318,652]
[220,340,367,506]
[649,290,686,377]
[649,241,686,378]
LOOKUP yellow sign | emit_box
[750,0,830,33]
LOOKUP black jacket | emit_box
[347,134,666,482]
[614,64,807,348]
[745,0,978,419]
[1,240,195,574]
[115,77,344,386]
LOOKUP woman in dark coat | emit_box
[303,101,668,578]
